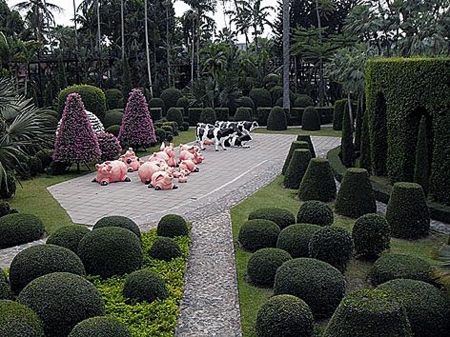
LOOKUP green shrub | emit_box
[274,258,346,318]
[0,300,45,337]
[323,289,413,337]
[149,98,166,116]
[148,236,182,261]
[187,107,203,126]
[69,316,131,337]
[281,141,310,175]
[214,107,229,121]
[353,213,390,260]
[122,269,168,304]
[28,156,42,177]
[369,253,434,286]
[238,96,256,114]
[248,207,295,231]
[413,115,430,196]
[0,213,45,248]
[93,215,141,240]
[302,106,321,131]
[0,269,13,300]
[0,172,16,199]
[58,84,107,121]
[166,107,184,128]
[17,272,105,337]
[269,85,283,104]
[335,168,376,218]
[9,244,85,295]
[267,106,287,131]
[199,107,216,124]
[234,107,252,121]
[298,158,336,202]
[333,98,347,131]
[0,200,11,217]
[176,96,190,116]
[294,94,314,108]
[155,127,166,143]
[105,124,120,137]
[255,294,314,337]
[256,107,272,126]
[156,214,188,238]
[385,182,430,239]
[249,88,272,108]
[238,219,280,252]
[149,107,162,121]
[276,224,322,258]
[247,248,292,286]
[46,225,91,254]
[163,121,179,135]
[103,109,123,128]
[105,88,124,110]
[77,227,143,279]
[296,200,334,227]
[341,103,355,167]
[181,121,189,131]
[377,279,450,337]
[284,149,311,189]
[296,134,316,158]
[160,87,183,112]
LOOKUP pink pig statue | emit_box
[92,160,131,186]
[151,142,170,162]
[149,171,178,190]
[177,169,189,183]
[120,147,141,172]
[138,161,162,184]
[179,159,199,173]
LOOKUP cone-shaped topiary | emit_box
[255,294,314,337]
[385,182,430,239]
[157,214,189,238]
[413,115,431,196]
[276,224,322,258]
[353,213,390,260]
[0,213,45,248]
[284,149,312,189]
[238,219,280,252]
[281,141,310,175]
[148,236,182,261]
[160,87,183,112]
[296,200,333,226]
[377,279,450,337]
[335,168,376,218]
[166,107,184,128]
[248,208,295,231]
[267,106,287,131]
[296,134,316,158]
[0,268,13,300]
[93,215,141,240]
[294,94,314,108]
[96,132,122,161]
[302,106,321,131]
[53,93,101,164]
[333,98,347,131]
[323,289,413,337]
[359,108,371,170]
[340,103,355,167]
[69,316,131,337]
[46,225,91,254]
[122,269,168,304]
[199,107,216,124]
[234,107,252,121]
[247,247,292,286]
[274,258,346,318]
[119,88,156,149]
[0,300,45,337]
[298,158,336,202]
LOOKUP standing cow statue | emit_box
[119,147,141,172]
[92,160,131,186]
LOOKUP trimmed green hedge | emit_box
[157,214,188,238]
[0,213,45,248]
[0,299,45,337]
[267,106,287,131]
[352,213,390,260]
[234,107,252,121]
[249,88,272,109]
[93,215,141,240]
[166,107,184,128]
[160,88,183,112]
[248,207,295,231]
[199,107,216,124]
[46,225,91,254]
[148,236,182,261]
[103,109,123,128]
[215,107,229,122]
[282,140,310,175]
[284,149,311,189]
[187,108,203,126]
[298,158,336,202]
[302,106,321,131]
[69,316,131,337]
[247,247,292,286]
[332,98,347,131]
[58,84,107,121]
[297,200,334,227]
[276,224,322,258]
[0,269,13,300]
[123,269,168,304]
[238,219,280,252]
[296,134,316,158]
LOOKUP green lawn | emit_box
[255,126,342,138]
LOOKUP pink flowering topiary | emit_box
[97,132,122,161]
[53,93,101,164]
[118,88,156,149]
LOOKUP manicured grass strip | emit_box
[254,127,342,138]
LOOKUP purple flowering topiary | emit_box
[118,88,156,149]
[97,132,122,161]
[53,93,101,163]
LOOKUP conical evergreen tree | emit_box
[413,115,430,196]
[359,106,371,171]
[341,103,355,167]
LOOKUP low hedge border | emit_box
[327,146,450,223]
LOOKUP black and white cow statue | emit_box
[195,123,236,151]
[215,120,259,148]
[214,120,259,133]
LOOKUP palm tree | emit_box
[144,0,153,96]
[282,0,289,111]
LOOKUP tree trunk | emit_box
[144,0,153,96]
[282,0,290,113]
[73,0,78,50]
[315,0,325,106]
[121,0,125,60]
[166,4,171,86]
[191,20,195,83]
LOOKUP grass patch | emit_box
[255,126,341,138]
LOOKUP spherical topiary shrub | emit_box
[0,268,13,300]
[238,219,280,252]
[298,158,336,202]
[122,269,168,304]
[105,124,120,137]
[0,213,45,248]
[69,316,131,337]
[247,248,292,286]
[176,96,190,116]
[284,149,312,189]
[267,106,287,131]
[17,272,105,337]
[248,207,295,231]
[297,200,334,227]
[296,134,316,158]
[255,294,314,337]
[238,96,256,114]
[309,227,354,273]
[281,140,310,175]
[148,97,166,116]
[302,106,321,131]
[199,107,216,124]
[353,213,390,260]
[156,214,189,238]
[103,109,124,128]
[385,182,430,240]
[249,88,272,108]
[274,258,346,318]
[160,87,183,112]
[234,107,252,121]
[276,224,322,258]
[77,227,143,279]
[323,289,413,337]
[166,107,184,129]
[96,132,122,161]
[46,225,91,254]
[0,300,45,337]
[377,279,450,337]
[105,88,124,110]
[148,236,182,261]
[335,168,376,218]
[369,253,434,286]
[58,84,107,121]
[294,94,314,108]
[93,215,141,240]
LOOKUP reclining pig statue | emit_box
[179,159,199,174]
[138,161,162,184]
[179,144,204,164]
[92,160,131,186]
[119,147,141,172]
[149,171,178,190]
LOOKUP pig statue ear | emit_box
[106,164,113,171]
[95,163,101,169]
[169,143,174,148]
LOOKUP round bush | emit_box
[166,107,184,128]
[122,269,168,304]
[9,244,86,295]
[294,94,314,108]
[17,272,105,337]
[176,96,190,115]
[155,127,166,143]
[0,213,45,248]
[298,158,337,202]
[369,253,434,286]
[103,109,124,128]
[58,84,107,121]
[105,89,124,110]
[148,97,166,116]
[281,140,310,175]
[302,106,321,131]
[234,107,252,121]
[93,215,141,240]
[255,294,314,337]
[148,236,182,261]
[353,213,390,260]
[46,225,91,254]
[238,219,280,252]
[105,124,120,137]
[333,98,347,131]
[160,87,183,112]
[0,299,45,337]
[77,227,143,279]
[335,168,377,218]
[0,268,13,300]
[181,121,189,131]
[276,224,322,258]
[284,149,311,189]
[69,316,131,337]
[247,248,292,286]
[267,106,287,131]
[249,88,272,108]
[274,258,346,318]
[199,107,216,124]
[297,200,334,227]
[96,132,122,161]
[157,214,188,238]
[238,96,256,113]
[385,182,430,239]
[248,207,295,231]
[377,279,450,337]
[296,134,316,157]
[323,289,413,337]
[269,85,283,103]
